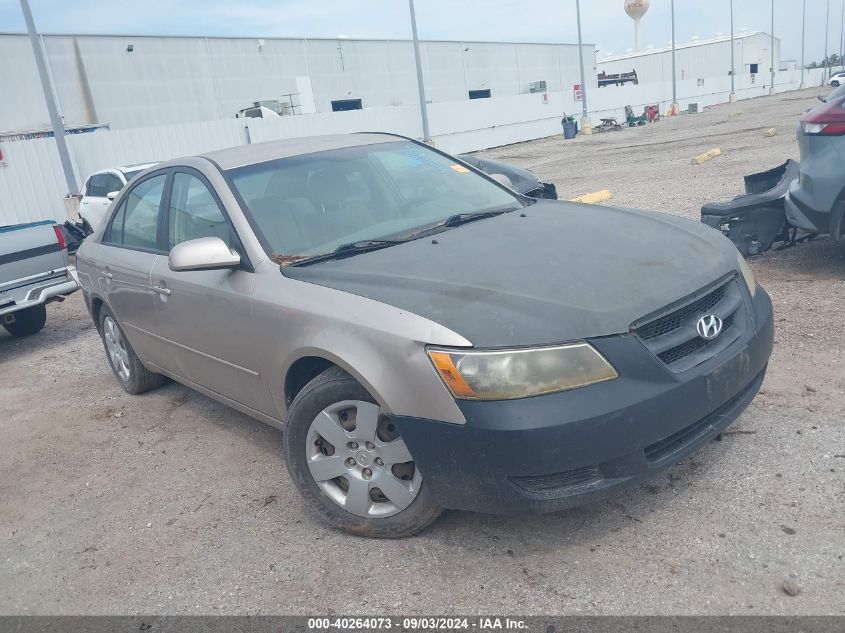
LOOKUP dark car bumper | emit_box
[392,287,774,514]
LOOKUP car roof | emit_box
[199,133,406,170]
[117,162,158,173]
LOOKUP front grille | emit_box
[657,313,735,365]
[632,278,746,372]
[637,285,726,341]
[511,465,604,497]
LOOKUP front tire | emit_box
[283,367,442,538]
[832,80,841,87]
[3,304,47,337]
[98,307,165,395]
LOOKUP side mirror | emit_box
[169,237,241,272]
[489,173,514,189]
[106,191,120,201]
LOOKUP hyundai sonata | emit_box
[76,133,774,537]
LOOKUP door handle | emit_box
[152,285,171,296]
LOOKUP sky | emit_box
[1,0,843,64]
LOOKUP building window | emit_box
[331,99,363,112]
[468,89,491,100]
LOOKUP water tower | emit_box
[624,0,650,52]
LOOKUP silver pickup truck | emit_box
[0,221,80,337]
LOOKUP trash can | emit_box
[562,121,577,139]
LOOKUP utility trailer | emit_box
[598,70,638,87]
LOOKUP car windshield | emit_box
[226,140,522,261]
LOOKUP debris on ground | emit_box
[691,148,722,165]
[782,578,802,596]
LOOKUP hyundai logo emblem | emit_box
[696,314,723,340]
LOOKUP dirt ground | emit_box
[1,88,842,615]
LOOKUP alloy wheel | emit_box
[103,316,131,381]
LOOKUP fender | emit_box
[251,262,472,426]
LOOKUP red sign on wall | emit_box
[574,84,583,101]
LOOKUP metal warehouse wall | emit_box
[0,65,827,227]
[0,33,595,133]
[598,33,780,86]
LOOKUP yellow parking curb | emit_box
[570,189,613,204]
[691,148,722,165]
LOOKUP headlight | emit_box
[738,253,757,296]
[428,343,618,401]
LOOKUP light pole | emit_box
[575,0,592,134]
[824,0,831,79]
[839,0,845,67]
[800,0,806,88]
[729,0,736,102]
[769,0,775,95]
[671,0,678,114]
[408,0,431,143]
[19,0,77,194]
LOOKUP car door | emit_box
[98,171,170,369]
[150,169,273,414]
[80,172,112,229]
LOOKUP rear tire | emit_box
[98,306,165,395]
[3,305,47,337]
[283,367,443,538]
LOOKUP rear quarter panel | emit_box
[797,132,845,215]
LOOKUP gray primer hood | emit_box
[284,201,740,348]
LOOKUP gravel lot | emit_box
[1,88,842,615]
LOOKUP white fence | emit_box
[0,67,829,227]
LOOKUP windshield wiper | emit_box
[283,239,406,267]
[334,239,406,254]
[282,209,516,267]
[442,210,508,227]
[400,208,515,241]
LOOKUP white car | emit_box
[78,163,157,230]
[828,71,845,88]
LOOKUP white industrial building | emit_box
[0,32,595,134]
[597,31,781,86]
